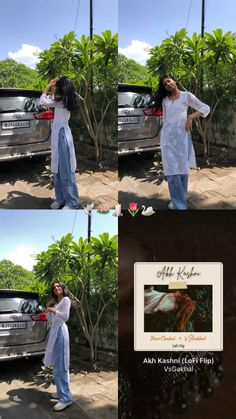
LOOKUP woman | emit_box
[44,281,73,411]
[155,75,210,209]
[39,77,79,210]
[144,286,196,332]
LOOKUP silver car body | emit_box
[118,83,162,156]
[0,88,52,162]
[0,289,49,361]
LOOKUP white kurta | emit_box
[160,91,210,176]
[39,94,77,174]
[43,296,71,370]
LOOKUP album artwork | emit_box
[134,262,223,351]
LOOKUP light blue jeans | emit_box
[54,127,79,208]
[52,327,73,403]
[167,174,189,210]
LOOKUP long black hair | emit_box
[54,76,77,112]
[154,75,180,110]
[51,280,69,302]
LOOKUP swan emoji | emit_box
[141,205,155,216]
[84,203,94,215]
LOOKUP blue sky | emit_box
[0,0,117,67]
[119,0,236,64]
[0,210,118,270]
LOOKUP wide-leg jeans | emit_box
[52,327,73,403]
[54,127,79,208]
[167,174,189,210]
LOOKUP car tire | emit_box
[28,355,44,364]
[142,151,156,160]
[33,155,49,164]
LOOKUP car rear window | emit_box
[0,96,45,113]
[0,297,45,314]
[118,91,152,108]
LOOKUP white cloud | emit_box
[8,44,42,69]
[119,40,152,65]
[3,245,37,271]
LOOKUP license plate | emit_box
[2,121,30,129]
[118,116,139,124]
[0,322,26,330]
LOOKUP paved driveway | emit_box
[0,158,118,209]
[119,155,236,209]
[0,357,117,419]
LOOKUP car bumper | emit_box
[0,141,51,162]
[118,138,160,156]
[0,343,47,361]
[0,350,46,361]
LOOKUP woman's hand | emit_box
[43,78,59,95]
[185,115,193,132]
[46,307,57,314]
[48,78,59,88]
[185,111,203,132]
[46,298,56,308]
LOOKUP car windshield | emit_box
[0,297,45,314]
[118,91,152,108]
[0,96,45,113]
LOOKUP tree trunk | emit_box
[89,342,96,362]
[195,118,208,157]
[203,133,208,157]
[95,140,100,161]
[207,123,211,157]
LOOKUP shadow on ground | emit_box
[0,158,53,190]
[0,156,117,191]
[119,154,164,186]
[119,189,236,210]
[0,191,53,209]
[1,388,104,419]
[0,355,117,419]
[1,388,116,419]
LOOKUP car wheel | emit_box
[142,151,156,160]
[33,155,49,164]
[28,355,44,364]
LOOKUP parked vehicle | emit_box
[118,83,162,158]
[0,88,53,162]
[0,289,49,361]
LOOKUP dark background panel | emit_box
[119,211,236,419]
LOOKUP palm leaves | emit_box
[147,28,236,85]
[93,30,118,64]
[37,30,117,82]
[34,232,118,287]
[91,233,118,268]
[147,28,188,76]
[204,29,236,64]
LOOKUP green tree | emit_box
[147,29,189,78]
[0,59,39,88]
[147,28,236,156]
[0,259,34,289]
[91,232,118,269]
[34,232,118,361]
[118,53,149,85]
[37,30,118,160]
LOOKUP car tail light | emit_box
[143,108,163,116]
[33,110,54,120]
[31,312,47,321]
